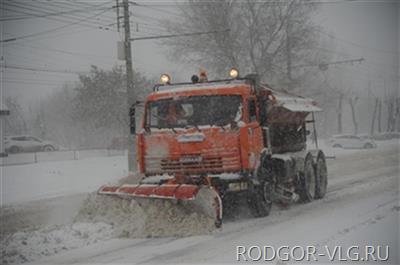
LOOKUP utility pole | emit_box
[285,19,292,90]
[116,0,120,32]
[122,0,136,173]
[337,93,343,134]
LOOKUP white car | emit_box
[4,135,58,154]
[328,134,377,149]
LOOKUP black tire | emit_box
[248,181,273,217]
[364,143,373,149]
[43,145,55,152]
[333,144,342,148]
[9,146,20,154]
[299,154,317,203]
[315,151,328,199]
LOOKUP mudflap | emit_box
[98,184,223,227]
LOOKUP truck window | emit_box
[248,99,257,122]
[146,95,242,128]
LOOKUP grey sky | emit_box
[1,0,399,111]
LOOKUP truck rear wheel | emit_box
[248,181,272,217]
[315,151,328,199]
[299,154,316,203]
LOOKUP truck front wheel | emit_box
[248,181,273,217]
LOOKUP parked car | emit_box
[328,134,377,149]
[4,135,59,154]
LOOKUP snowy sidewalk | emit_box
[1,156,128,205]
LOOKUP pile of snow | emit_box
[143,199,216,238]
[75,193,216,238]
[74,193,146,238]
[2,193,216,264]
[1,222,113,265]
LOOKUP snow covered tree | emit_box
[4,97,27,135]
[163,0,324,89]
[72,66,152,138]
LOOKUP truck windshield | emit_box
[146,95,242,128]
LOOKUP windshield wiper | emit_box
[213,119,226,131]
[167,125,177,133]
[186,124,201,132]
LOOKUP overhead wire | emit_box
[129,1,182,18]
[0,4,112,21]
[1,5,107,30]
[3,63,88,75]
[4,46,110,68]
[11,43,115,61]
[2,1,117,32]
[0,8,113,43]
[42,1,117,29]
[63,0,117,20]
[314,28,398,56]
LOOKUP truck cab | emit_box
[136,80,264,178]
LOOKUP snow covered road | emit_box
[1,141,399,264]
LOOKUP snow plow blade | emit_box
[98,184,222,227]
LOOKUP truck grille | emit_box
[145,152,241,174]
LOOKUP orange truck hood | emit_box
[140,127,242,175]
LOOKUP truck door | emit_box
[245,97,264,170]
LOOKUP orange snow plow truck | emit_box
[99,69,327,227]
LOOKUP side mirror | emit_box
[306,130,311,136]
[129,106,136,135]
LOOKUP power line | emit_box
[42,1,117,29]
[2,63,88,75]
[2,1,116,31]
[292,57,365,69]
[315,28,398,55]
[0,8,113,43]
[2,79,66,86]
[129,0,398,7]
[3,75,72,83]
[131,22,167,33]
[22,27,107,44]
[129,1,181,17]
[311,45,399,72]
[130,29,230,41]
[0,5,112,21]
[11,42,115,62]
[130,11,170,28]
[64,1,117,20]
[2,2,116,32]
[3,51,65,67]
[4,67,81,77]
[58,0,119,30]
[4,48,110,69]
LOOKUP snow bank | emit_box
[74,193,146,238]
[1,222,113,265]
[2,156,128,205]
[2,192,217,264]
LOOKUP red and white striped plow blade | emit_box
[98,184,223,227]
